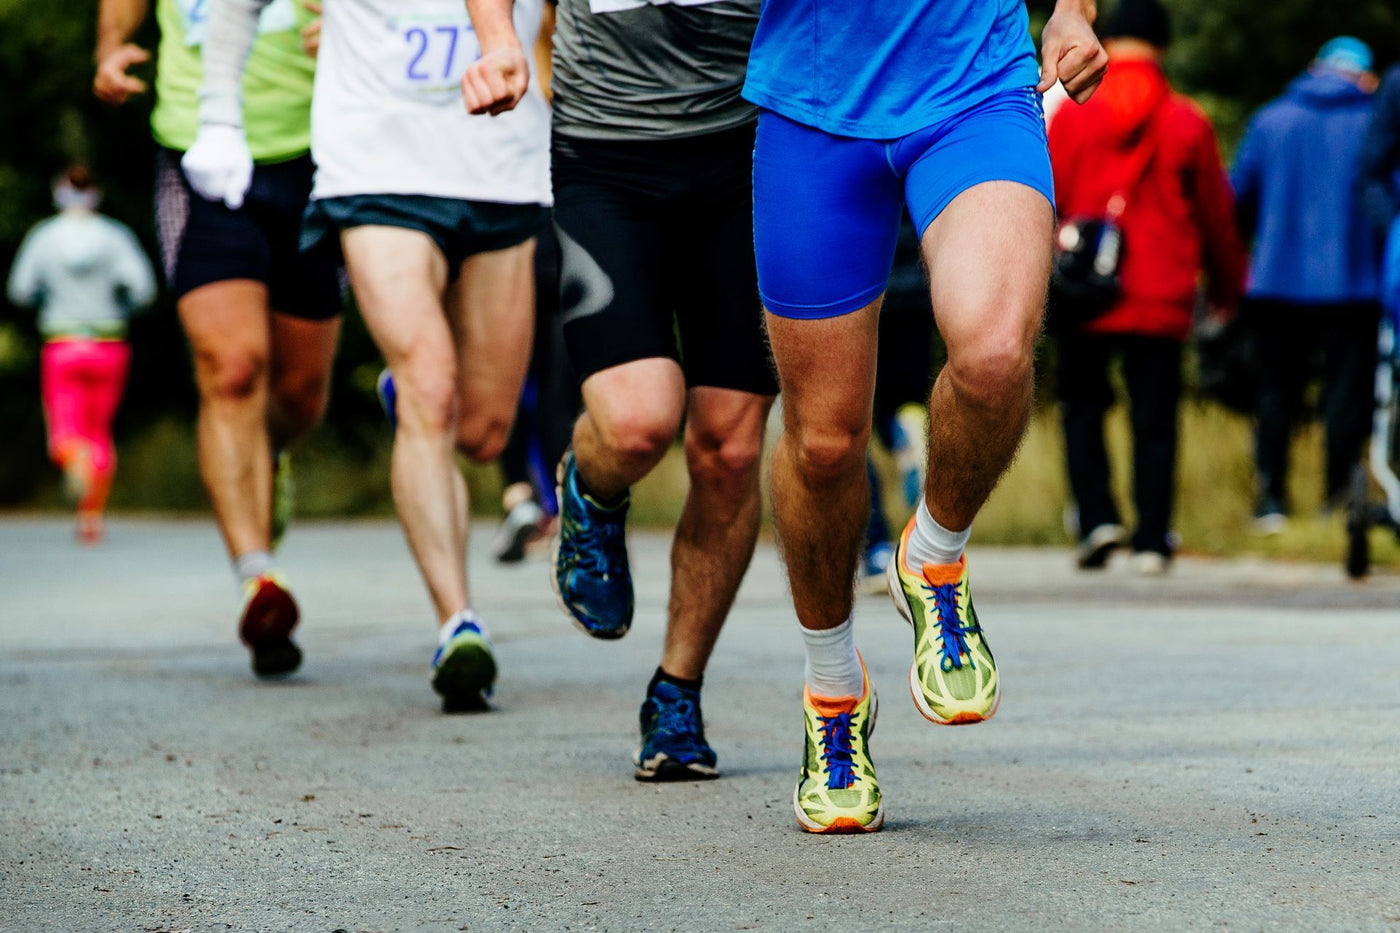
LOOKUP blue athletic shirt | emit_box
[742,0,1040,139]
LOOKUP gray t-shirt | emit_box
[550,0,759,141]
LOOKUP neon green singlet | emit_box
[151,0,314,162]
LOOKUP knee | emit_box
[455,412,510,464]
[597,407,682,465]
[946,327,1036,410]
[790,421,870,486]
[272,369,331,433]
[395,366,459,436]
[686,425,764,492]
[195,345,268,404]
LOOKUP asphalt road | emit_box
[2,517,1398,931]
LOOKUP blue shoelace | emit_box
[569,515,626,577]
[654,695,700,740]
[818,712,857,790]
[924,581,978,672]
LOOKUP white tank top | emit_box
[310,0,551,205]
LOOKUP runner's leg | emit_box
[266,312,339,449]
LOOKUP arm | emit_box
[1038,0,1108,105]
[1358,68,1400,238]
[93,0,151,104]
[111,224,158,313]
[183,0,272,208]
[6,227,46,308]
[461,0,529,116]
[1189,118,1245,317]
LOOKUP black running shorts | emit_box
[550,124,778,395]
[155,148,343,321]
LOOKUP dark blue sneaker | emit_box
[552,451,633,639]
[376,368,397,430]
[634,681,719,781]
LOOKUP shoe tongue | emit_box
[806,691,858,718]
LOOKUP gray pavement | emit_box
[1,516,1398,931]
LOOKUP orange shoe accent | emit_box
[804,688,862,719]
[896,518,967,585]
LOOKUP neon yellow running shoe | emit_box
[270,450,294,552]
[887,518,999,725]
[794,656,883,834]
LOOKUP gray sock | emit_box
[234,550,273,586]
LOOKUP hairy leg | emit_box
[342,226,463,622]
[766,303,881,631]
[178,279,275,559]
[266,312,340,449]
[662,387,774,679]
[920,181,1053,529]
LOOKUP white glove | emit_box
[181,124,254,210]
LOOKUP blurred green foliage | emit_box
[1,0,1399,514]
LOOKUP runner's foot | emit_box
[794,658,882,834]
[493,498,545,564]
[634,680,719,782]
[888,519,999,725]
[238,573,302,678]
[431,611,497,713]
[552,451,633,639]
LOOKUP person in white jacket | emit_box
[7,165,156,544]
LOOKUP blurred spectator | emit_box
[1232,37,1381,533]
[6,165,156,544]
[1359,62,1400,242]
[1048,0,1243,574]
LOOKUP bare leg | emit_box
[341,226,464,622]
[766,302,881,631]
[178,279,275,560]
[661,387,774,679]
[266,312,340,449]
[572,358,687,499]
[920,181,1053,529]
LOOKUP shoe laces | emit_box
[923,580,978,672]
[570,511,626,577]
[818,712,857,790]
[653,693,702,740]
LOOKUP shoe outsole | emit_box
[885,552,1000,726]
[239,582,302,679]
[432,642,497,714]
[550,466,631,641]
[633,750,720,782]
[792,784,885,834]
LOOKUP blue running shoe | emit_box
[634,681,718,781]
[552,451,633,639]
[376,368,397,430]
[430,612,497,713]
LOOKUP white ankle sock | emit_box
[233,550,273,586]
[801,616,864,699]
[439,609,487,644]
[905,501,970,567]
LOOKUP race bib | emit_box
[588,0,728,12]
[179,0,297,48]
[384,13,482,100]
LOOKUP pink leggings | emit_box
[41,338,131,511]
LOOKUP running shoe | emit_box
[891,403,928,510]
[238,573,302,678]
[887,518,999,725]
[552,451,633,639]
[492,498,545,564]
[1076,522,1125,570]
[794,658,883,834]
[634,680,719,782]
[270,450,294,552]
[860,540,894,596]
[431,612,497,713]
[376,368,398,430]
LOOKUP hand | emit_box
[181,124,254,210]
[461,46,529,116]
[301,1,322,57]
[1038,7,1108,104]
[94,43,150,105]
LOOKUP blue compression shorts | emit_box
[754,86,1053,320]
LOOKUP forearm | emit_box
[95,0,149,61]
[199,0,273,128]
[467,0,522,52]
[1053,0,1096,21]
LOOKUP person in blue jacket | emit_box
[1359,63,1400,325]
[1232,37,1382,533]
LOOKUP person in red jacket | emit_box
[1048,0,1243,574]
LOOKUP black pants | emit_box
[1058,333,1183,556]
[1250,300,1379,510]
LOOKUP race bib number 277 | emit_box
[387,14,482,99]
